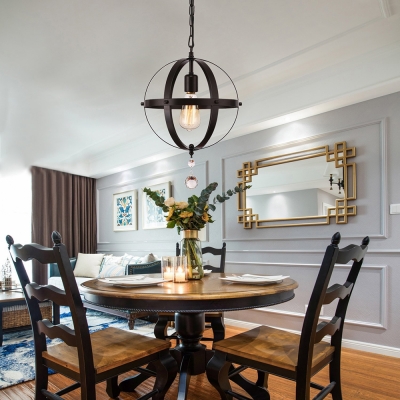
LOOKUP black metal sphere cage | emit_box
[142,57,241,155]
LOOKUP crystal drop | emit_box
[185,175,198,189]
[188,159,195,168]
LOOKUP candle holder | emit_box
[173,256,188,283]
[162,256,174,281]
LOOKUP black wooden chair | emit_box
[155,242,227,343]
[7,232,177,400]
[206,232,369,400]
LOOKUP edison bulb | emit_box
[179,93,200,131]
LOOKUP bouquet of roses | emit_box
[143,182,251,234]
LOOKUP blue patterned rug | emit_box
[0,308,156,389]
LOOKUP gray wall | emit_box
[97,91,400,351]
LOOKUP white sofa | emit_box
[48,253,161,329]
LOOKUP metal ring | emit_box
[143,57,240,151]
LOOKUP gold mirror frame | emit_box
[237,141,356,228]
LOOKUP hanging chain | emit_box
[188,0,195,57]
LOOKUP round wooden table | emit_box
[81,273,298,400]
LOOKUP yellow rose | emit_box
[165,207,174,221]
[202,212,209,222]
[180,211,193,218]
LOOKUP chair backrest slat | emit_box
[335,243,367,265]
[314,316,341,344]
[38,320,76,347]
[26,283,69,307]
[176,242,226,273]
[9,243,56,265]
[323,282,353,305]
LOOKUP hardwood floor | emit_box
[1,325,399,400]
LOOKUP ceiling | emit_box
[0,0,399,179]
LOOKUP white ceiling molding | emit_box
[378,0,392,18]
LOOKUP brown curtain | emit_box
[31,166,97,284]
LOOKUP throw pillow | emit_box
[129,256,142,265]
[98,254,131,278]
[120,253,134,266]
[140,253,158,263]
[98,262,126,278]
[73,253,105,278]
[99,254,113,273]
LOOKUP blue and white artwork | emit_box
[143,182,171,229]
[113,190,137,231]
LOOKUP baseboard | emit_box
[224,318,400,359]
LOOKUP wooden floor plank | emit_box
[0,325,399,400]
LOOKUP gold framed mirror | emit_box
[237,141,356,228]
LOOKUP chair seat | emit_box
[213,325,335,372]
[43,327,170,374]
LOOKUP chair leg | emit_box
[52,302,60,325]
[228,365,270,400]
[106,376,120,399]
[206,351,233,400]
[295,375,310,400]
[35,363,49,400]
[81,374,97,400]
[329,353,343,400]
[210,316,225,343]
[152,350,178,400]
[255,370,269,389]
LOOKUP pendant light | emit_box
[141,0,241,188]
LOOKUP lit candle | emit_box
[163,267,174,281]
[174,266,186,282]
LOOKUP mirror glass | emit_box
[246,157,344,220]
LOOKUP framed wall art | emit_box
[113,190,138,231]
[142,181,171,229]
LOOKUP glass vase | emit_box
[180,230,204,280]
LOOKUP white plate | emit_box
[98,276,170,287]
[203,269,212,275]
[220,274,289,285]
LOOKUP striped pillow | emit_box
[98,255,125,278]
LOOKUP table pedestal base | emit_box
[171,312,212,399]
[119,311,213,400]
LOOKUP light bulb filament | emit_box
[180,93,200,131]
